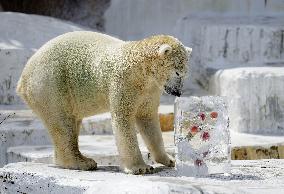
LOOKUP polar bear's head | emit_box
[137,35,192,97]
[161,45,192,97]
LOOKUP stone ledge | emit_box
[210,67,284,135]
[6,132,284,165]
[0,119,51,167]
[81,105,175,134]
[1,160,284,194]
[6,133,175,166]
[0,12,89,105]
[232,144,284,160]
[231,131,284,160]
[0,104,175,135]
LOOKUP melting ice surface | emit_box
[174,96,231,176]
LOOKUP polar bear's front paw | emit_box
[56,155,97,171]
[124,164,154,175]
[155,154,175,167]
[75,155,98,171]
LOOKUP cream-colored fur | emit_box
[17,31,191,174]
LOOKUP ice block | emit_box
[174,96,231,176]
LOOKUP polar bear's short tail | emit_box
[16,76,23,94]
[16,75,27,101]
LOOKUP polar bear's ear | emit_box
[185,47,192,56]
[158,44,172,57]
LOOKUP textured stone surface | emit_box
[231,131,284,160]
[6,132,284,165]
[81,105,206,133]
[177,16,284,62]
[210,67,284,135]
[105,0,284,41]
[1,160,284,194]
[232,145,284,160]
[0,0,110,31]
[0,105,175,137]
[176,16,284,90]
[81,113,112,135]
[0,118,51,167]
[0,12,88,105]
[6,133,175,166]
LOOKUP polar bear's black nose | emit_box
[172,90,181,97]
[164,76,184,97]
[164,85,182,97]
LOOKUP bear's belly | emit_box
[74,91,110,118]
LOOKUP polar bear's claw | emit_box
[124,164,154,175]
[155,154,175,167]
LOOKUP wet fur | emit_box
[17,31,190,174]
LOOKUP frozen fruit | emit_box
[190,126,198,133]
[199,113,205,121]
[201,131,210,141]
[194,159,203,166]
[175,96,231,176]
[210,111,218,119]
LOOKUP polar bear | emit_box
[17,31,191,174]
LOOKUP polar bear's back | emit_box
[57,31,123,47]
[51,31,123,44]
[17,31,124,113]
[42,31,124,56]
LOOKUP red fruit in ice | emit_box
[201,131,210,141]
[210,111,218,118]
[190,126,198,133]
[199,113,205,121]
[195,159,203,166]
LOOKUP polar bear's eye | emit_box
[176,72,180,76]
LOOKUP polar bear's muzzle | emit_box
[164,77,183,97]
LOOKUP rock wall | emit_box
[210,67,284,134]
[104,0,284,91]
[105,0,284,40]
[0,0,110,31]
[175,16,284,90]
[0,12,88,105]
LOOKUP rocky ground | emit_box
[1,160,284,194]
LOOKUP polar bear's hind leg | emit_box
[42,111,97,170]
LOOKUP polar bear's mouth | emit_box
[164,77,183,97]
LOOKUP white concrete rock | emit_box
[0,118,51,167]
[81,105,176,134]
[81,113,112,135]
[0,12,89,105]
[105,0,284,41]
[6,133,175,166]
[210,67,284,134]
[7,132,284,166]
[175,16,284,90]
[1,160,284,194]
[177,16,284,64]
[0,113,115,167]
